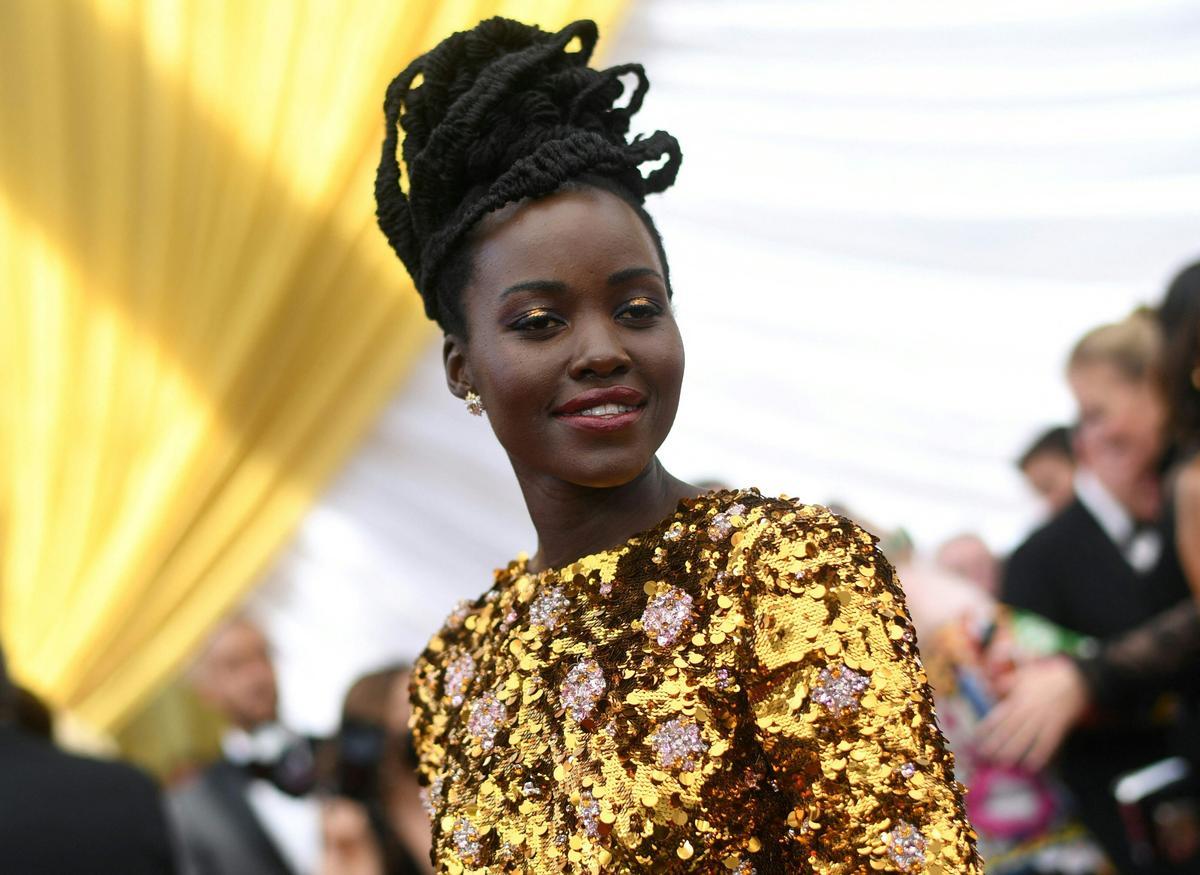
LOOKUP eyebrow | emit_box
[500,268,663,299]
[608,266,663,286]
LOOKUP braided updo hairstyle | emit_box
[374,17,682,335]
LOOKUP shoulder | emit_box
[712,490,892,592]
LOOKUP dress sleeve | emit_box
[742,507,981,873]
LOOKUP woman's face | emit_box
[1069,360,1166,481]
[445,186,684,489]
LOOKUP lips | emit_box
[553,386,647,432]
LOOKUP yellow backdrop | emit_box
[0,0,629,734]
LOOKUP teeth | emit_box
[575,403,637,417]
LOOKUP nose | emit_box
[568,316,632,381]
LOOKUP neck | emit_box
[514,458,700,572]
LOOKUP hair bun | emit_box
[375,17,682,320]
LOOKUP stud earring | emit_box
[465,389,485,416]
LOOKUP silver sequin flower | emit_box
[419,773,444,817]
[882,821,927,871]
[576,790,601,838]
[466,691,507,751]
[444,652,476,707]
[641,585,694,647]
[451,817,482,865]
[707,502,747,541]
[528,586,570,631]
[446,599,472,629]
[560,659,606,723]
[649,717,707,771]
[811,663,870,716]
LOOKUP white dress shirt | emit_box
[1073,468,1162,574]
[222,725,322,875]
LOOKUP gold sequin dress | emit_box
[410,489,981,874]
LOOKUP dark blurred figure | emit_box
[1018,426,1077,516]
[170,617,320,875]
[0,645,176,875]
[320,665,432,875]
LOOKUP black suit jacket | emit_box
[1002,498,1194,872]
[169,760,296,875]
[1003,498,1187,639]
[0,724,176,875]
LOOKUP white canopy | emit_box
[254,0,1200,734]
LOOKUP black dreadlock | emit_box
[374,17,682,335]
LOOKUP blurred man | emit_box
[1017,425,1076,516]
[0,645,176,875]
[935,533,1000,597]
[170,617,320,875]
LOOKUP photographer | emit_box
[322,665,430,875]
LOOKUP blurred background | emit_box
[2,1,1199,873]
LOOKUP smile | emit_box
[572,403,639,417]
[552,387,648,432]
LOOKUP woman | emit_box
[981,268,1200,774]
[375,18,979,872]
[980,308,1200,871]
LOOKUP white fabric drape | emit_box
[254,0,1200,733]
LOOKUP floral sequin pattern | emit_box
[560,658,606,723]
[408,489,982,873]
[882,821,928,870]
[450,817,482,866]
[640,584,694,647]
[528,585,570,631]
[706,501,746,541]
[811,663,871,716]
[442,651,475,707]
[465,691,506,751]
[648,716,707,771]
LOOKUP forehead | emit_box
[469,187,661,290]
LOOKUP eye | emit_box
[510,308,563,333]
[617,296,663,322]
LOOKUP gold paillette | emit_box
[411,489,981,873]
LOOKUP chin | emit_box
[557,454,654,490]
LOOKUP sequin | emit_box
[409,489,981,872]
[444,652,476,707]
[641,585,694,647]
[529,585,570,631]
[446,599,471,629]
[811,663,871,716]
[576,790,601,838]
[466,691,506,751]
[451,817,482,865]
[649,716,707,771]
[560,658,606,723]
[706,501,747,541]
[882,821,927,870]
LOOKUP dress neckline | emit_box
[509,487,749,579]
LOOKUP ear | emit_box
[443,334,473,400]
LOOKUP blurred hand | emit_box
[319,798,385,875]
[975,655,1089,771]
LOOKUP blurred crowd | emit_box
[1,618,433,875]
[891,262,1200,874]
[3,261,1199,875]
